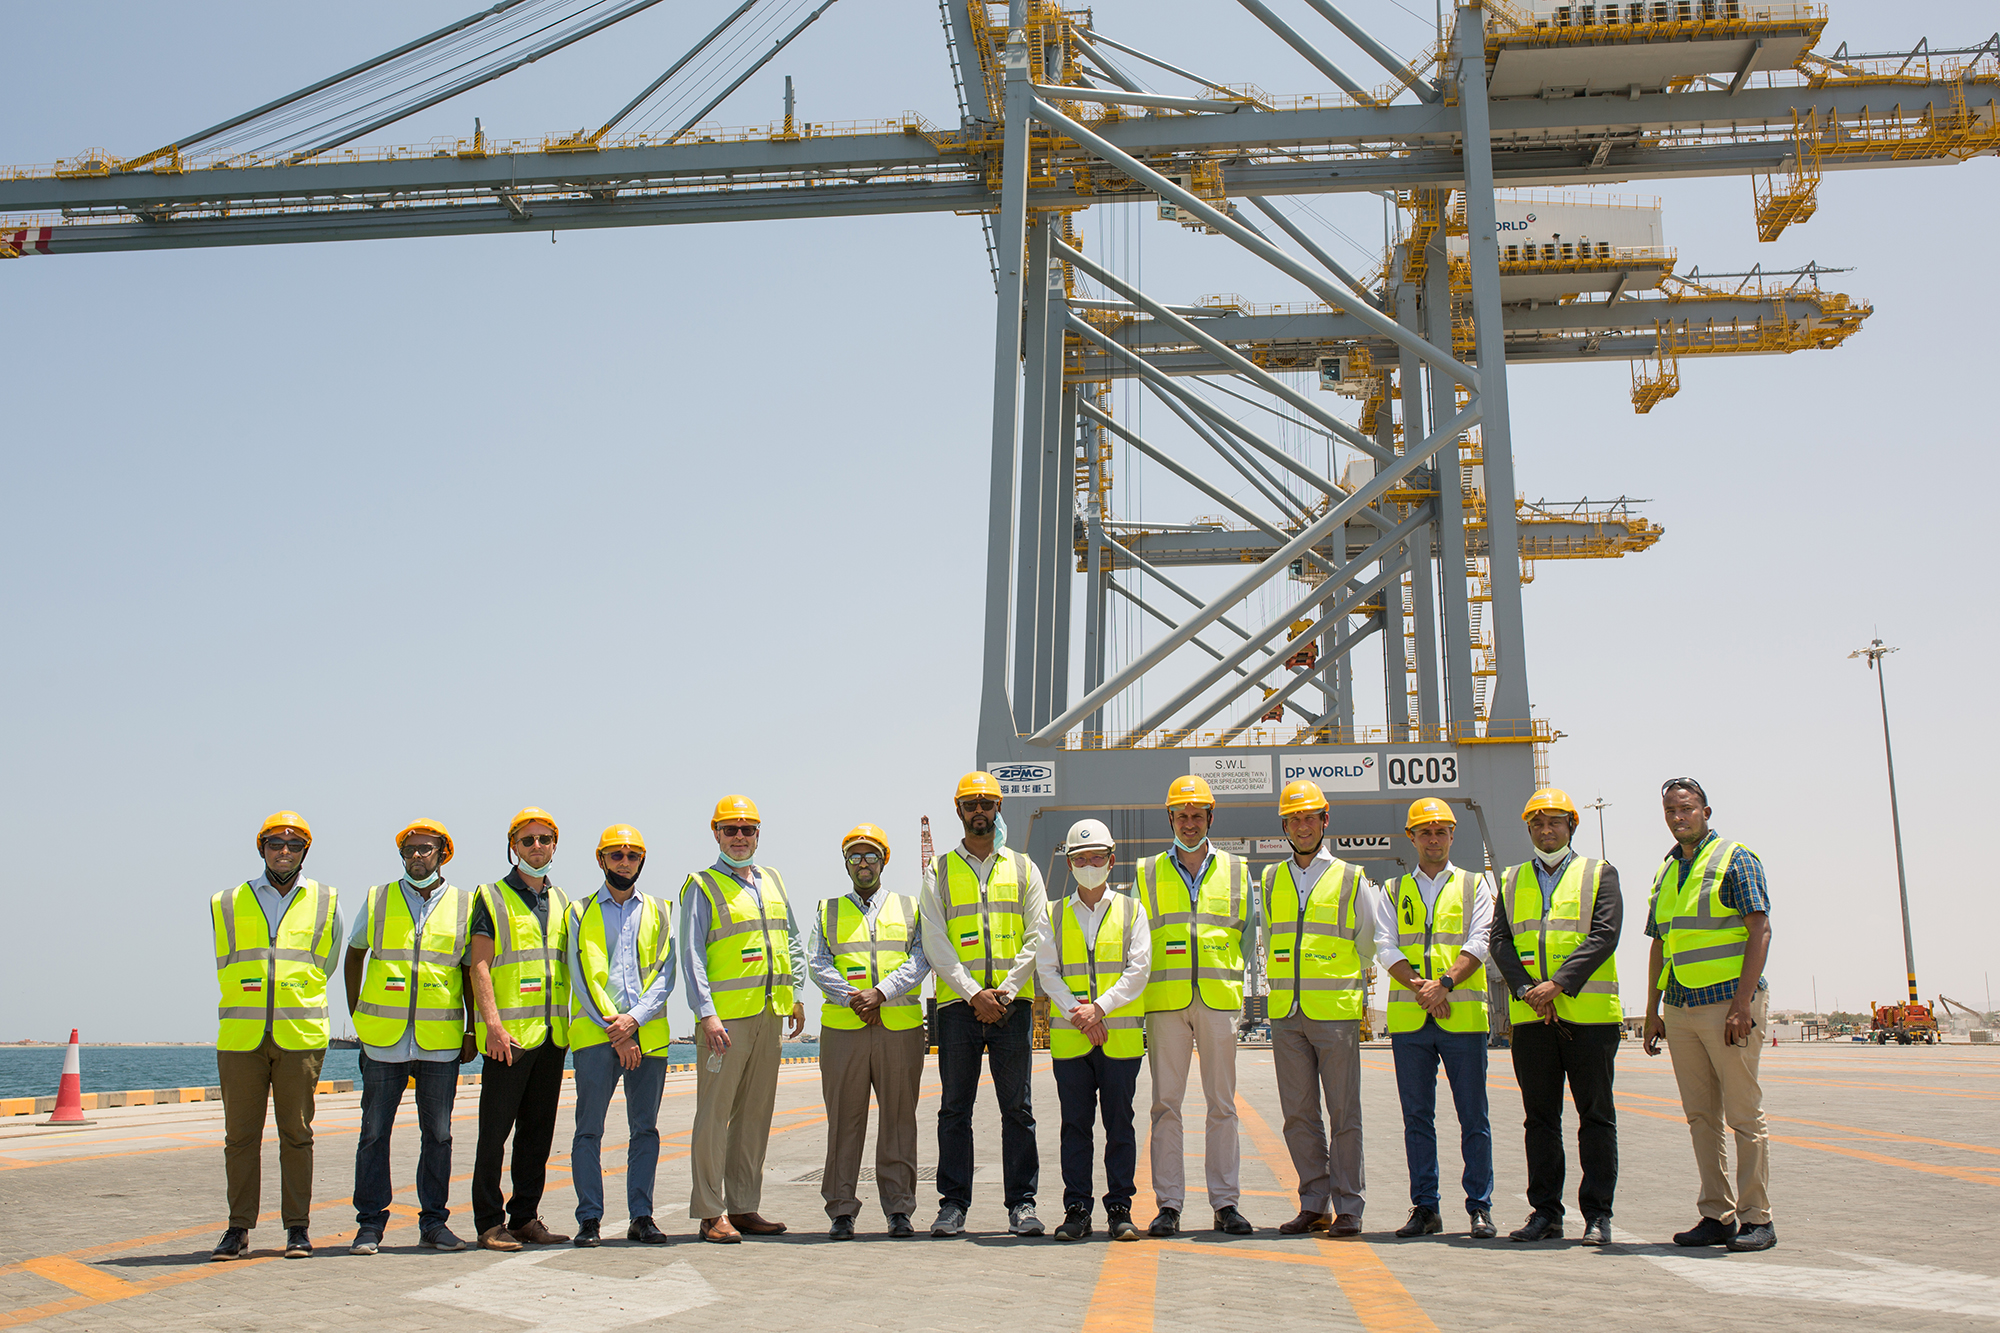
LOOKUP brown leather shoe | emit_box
[1331,1214,1363,1237]
[1279,1210,1330,1235]
[478,1225,523,1251]
[727,1212,787,1235]
[699,1216,742,1244]
[509,1218,570,1246]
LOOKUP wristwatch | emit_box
[1514,983,1533,1001]
[1440,975,1456,993]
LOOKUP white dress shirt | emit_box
[1372,861,1495,974]
[1259,844,1377,979]
[1035,889,1152,1018]
[918,843,1050,1006]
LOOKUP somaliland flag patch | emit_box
[1272,947,1292,965]
[958,929,981,948]
[740,946,766,966]
[242,977,264,993]
[384,975,407,993]
[1164,939,1190,957]
[521,977,544,995]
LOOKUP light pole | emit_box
[1582,796,1611,858]
[1848,638,1916,1005]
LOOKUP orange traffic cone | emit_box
[41,1029,94,1126]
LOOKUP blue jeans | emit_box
[354,1053,459,1235]
[1053,1047,1140,1215]
[936,998,1038,1210]
[1390,1020,1493,1214]
[571,1043,668,1224]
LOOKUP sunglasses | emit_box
[717,824,760,838]
[262,838,307,853]
[515,833,555,847]
[602,848,643,863]
[1661,778,1707,803]
[844,849,884,865]
[400,844,442,858]
[958,799,998,813]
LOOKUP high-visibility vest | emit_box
[818,893,923,1032]
[934,851,1037,1002]
[1136,849,1248,1012]
[476,878,570,1048]
[568,891,673,1054]
[1650,838,1756,994]
[1050,892,1146,1059]
[1500,857,1620,1024]
[1386,870,1489,1035]
[1262,856,1367,1022]
[692,867,796,1021]
[354,882,473,1052]
[211,879,339,1052]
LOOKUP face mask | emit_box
[718,848,756,869]
[1534,844,1570,868]
[605,866,640,892]
[994,813,1010,850]
[1173,834,1207,854]
[1071,862,1111,891]
[405,871,441,889]
[266,865,301,887]
[516,855,553,878]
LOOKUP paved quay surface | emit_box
[1,1041,1996,1331]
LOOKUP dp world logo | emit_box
[1526,212,1537,222]
[1362,755,1374,769]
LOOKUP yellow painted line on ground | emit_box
[1615,1088,2000,1159]
[18,1256,141,1302]
[1081,1083,1155,1333]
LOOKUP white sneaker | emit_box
[1008,1203,1044,1236]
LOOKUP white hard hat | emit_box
[1061,818,1115,854]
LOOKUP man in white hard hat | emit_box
[1036,818,1150,1242]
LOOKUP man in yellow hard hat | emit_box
[466,808,571,1251]
[1642,778,1776,1253]
[567,825,676,1247]
[806,824,930,1240]
[1036,818,1150,1242]
[344,820,477,1255]
[919,771,1051,1237]
[1373,797,1497,1240]
[679,795,806,1243]
[1137,773,1256,1237]
[1487,788,1623,1245]
[1262,779,1374,1237]
[210,812,342,1262]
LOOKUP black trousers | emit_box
[472,1037,567,1234]
[1509,1020,1619,1221]
[1053,1046,1141,1215]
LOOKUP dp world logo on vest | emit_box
[984,761,1055,799]
[1279,752,1378,792]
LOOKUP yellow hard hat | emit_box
[597,824,647,854]
[256,810,312,852]
[396,819,455,864]
[1521,788,1579,822]
[711,795,761,828]
[1165,774,1215,809]
[955,771,1003,803]
[842,824,891,860]
[1279,780,1328,817]
[1404,797,1456,831]
[508,807,559,841]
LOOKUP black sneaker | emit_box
[1394,1207,1443,1238]
[573,1219,601,1248]
[1673,1217,1734,1247]
[209,1227,249,1261]
[829,1215,855,1241]
[1106,1208,1140,1241]
[348,1229,382,1256]
[887,1213,915,1238]
[283,1226,312,1258]
[1054,1207,1092,1241]
[1147,1207,1181,1238]
[1726,1222,1776,1252]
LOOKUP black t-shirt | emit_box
[468,867,553,940]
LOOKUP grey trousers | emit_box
[1271,1013,1364,1219]
[818,1020,926,1220]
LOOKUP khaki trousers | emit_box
[687,1009,782,1219]
[1145,1001,1240,1211]
[1663,988,1771,1225]
[217,1035,325,1230]
[818,1021,926,1220]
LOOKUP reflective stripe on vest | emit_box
[936,851,1037,1002]
[568,893,673,1054]
[354,883,472,1051]
[479,880,570,1048]
[1650,839,1753,993]
[1386,870,1489,1035]
[1137,850,1247,1013]
[212,880,339,1052]
[1051,892,1146,1059]
[820,893,923,1032]
[1262,857,1366,1022]
[1500,858,1620,1024]
[696,867,795,1020]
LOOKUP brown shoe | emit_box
[478,1225,523,1252]
[699,1216,742,1244]
[508,1218,570,1246]
[1331,1214,1363,1237]
[1279,1210,1330,1235]
[727,1212,787,1235]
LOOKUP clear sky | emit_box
[4,1,1996,1047]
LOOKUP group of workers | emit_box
[208,770,1776,1260]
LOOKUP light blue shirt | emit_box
[806,889,932,1003]
[244,872,344,1045]
[347,879,466,1064]
[1165,844,1265,992]
[679,861,808,1021]
[565,885,675,1032]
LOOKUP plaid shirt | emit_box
[1645,831,1770,1008]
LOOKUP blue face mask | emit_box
[405,871,441,889]
[718,848,756,869]
[1173,834,1208,854]
[994,813,1010,850]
